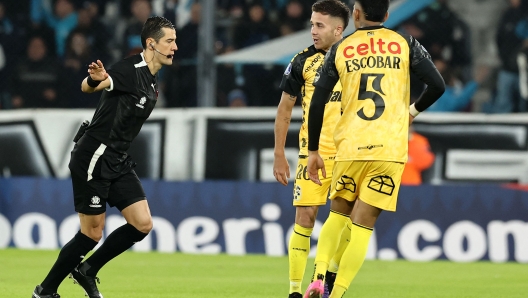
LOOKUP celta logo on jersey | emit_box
[343,38,402,72]
[89,196,102,208]
[136,97,146,109]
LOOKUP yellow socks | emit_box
[333,223,373,293]
[328,217,352,273]
[312,210,349,282]
[289,224,312,294]
[329,285,347,298]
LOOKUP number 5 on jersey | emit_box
[358,73,386,121]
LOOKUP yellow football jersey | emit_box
[315,26,432,163]
[280,45,342,159]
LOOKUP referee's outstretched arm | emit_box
[81,59,110,93]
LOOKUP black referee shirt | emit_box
[85,53,158,153]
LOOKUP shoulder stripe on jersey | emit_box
[87,144,107,181]
[134,53,147,68]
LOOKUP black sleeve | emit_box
[408,36,446,111]
[307,84,333,151]
[313,41,342,90]
[308,42,341,151]
[106,59,135,93]
[279,55,305,95]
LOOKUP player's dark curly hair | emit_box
[312,0,351,30]
[141,16,175,49]
[356,0,390,23]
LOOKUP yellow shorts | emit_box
[292,158,335,206]
[330,160,405,211]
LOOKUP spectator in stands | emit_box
[175,2,200,60]
[402,126,435,185]
[10,36,66,108]
[82,0,106,18]
[400,0,471,101]
[278,0,308,32]
[233,3,279,49]
[74,4,111,63]
[161,0,178,28]
[122,0,152,58]
[485,0,526,113]
[30,0,78,57]
[227,88,248,107]
[163,2,201,107]
[400,0,458,61]
[0,1,15,107]
[510,0,528,112]
[233,3,281,106]
[427,58,490,112]
[215,45,239,107]
[0,2,13,38]
[63,30,99,108]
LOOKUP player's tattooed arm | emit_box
[274,91,297,185]
[288,94,297,102]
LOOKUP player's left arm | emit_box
[307,42,341,184]
[407,37,446,120]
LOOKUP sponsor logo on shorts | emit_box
[136,97,146,109]
[89,196,102,208]
[367,175,395,196]
[335,175,356,193]
[294,185,302,201]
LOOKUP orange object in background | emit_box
[402,131,435,185]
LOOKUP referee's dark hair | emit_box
[356,0,390,23]
[312,0,351,30]
[141,16,175,49]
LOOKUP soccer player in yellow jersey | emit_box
[304,0,446,297]
[273,1,351,298]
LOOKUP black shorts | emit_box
[69,135,146,215]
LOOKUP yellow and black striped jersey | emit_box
[280,45,342,159]
[314,26,433,162]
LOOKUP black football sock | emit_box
[40,231,98,294]
[325,270,337,293]
[84,223,148,277]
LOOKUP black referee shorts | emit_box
[69,135,146,215]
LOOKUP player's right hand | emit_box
[307,151,325,186]
[273,155,290,186]
[87,60,108,82]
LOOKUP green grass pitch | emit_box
[1,249,527,297]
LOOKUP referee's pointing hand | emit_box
[87,60,109,82]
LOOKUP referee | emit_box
[32,16,177,298]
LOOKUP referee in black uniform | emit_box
[32,16,177,298]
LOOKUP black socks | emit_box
[84,223,148,277]
[40,231,98,294]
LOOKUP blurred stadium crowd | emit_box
[0,0,527,112]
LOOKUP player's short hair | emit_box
[356,0,390,23]
[312,0,351,30]
[141,16,175,49]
